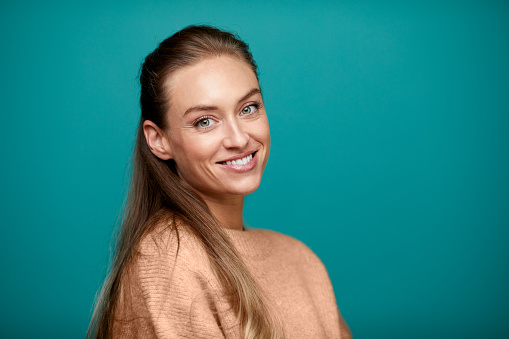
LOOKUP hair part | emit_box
[87,25,283,339]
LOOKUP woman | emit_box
[88,25,351,339]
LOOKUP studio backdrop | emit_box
[1,1,508,338]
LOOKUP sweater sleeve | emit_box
[111,226,229,339]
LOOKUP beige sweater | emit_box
[112,221,351,338]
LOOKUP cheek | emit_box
[253,118,271,145]
[173,135,220,167]
[177,145,207,167]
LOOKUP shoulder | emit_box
[114,216,227,338]
[117,213,217,312]
[258,228,322,256]
[125,213,214,294]
[239,228,328,271]
[135,214,207,264]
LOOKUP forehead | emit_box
[164,56,260,117]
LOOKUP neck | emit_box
[199,194,245,230]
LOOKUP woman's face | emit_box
[161,55,270,200]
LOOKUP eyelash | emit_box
[193,102,262,128]
[241,103,261,115]
[193,115,215,128]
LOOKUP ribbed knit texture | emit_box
[112,221,351,338]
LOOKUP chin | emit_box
[189,174,264,198]
[223,178,262,196]
[228,184,261,196]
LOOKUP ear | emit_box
[143,120,173,160]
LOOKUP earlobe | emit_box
[143,120,172,160]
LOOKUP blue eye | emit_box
[241,104,258,115]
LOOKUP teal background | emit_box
[1,0,508,338]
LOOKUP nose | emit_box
[222,118,249,150]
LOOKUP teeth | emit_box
[223,153,253,165]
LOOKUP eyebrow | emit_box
[182,88,262,116]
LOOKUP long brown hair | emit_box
[87,25,283,338]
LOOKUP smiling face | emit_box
[157,55,270,201]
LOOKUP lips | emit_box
[217,151,257,165]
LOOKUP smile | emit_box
[217,151,257,170]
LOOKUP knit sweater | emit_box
[112,220,351,338]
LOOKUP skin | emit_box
[143,55,270,230]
